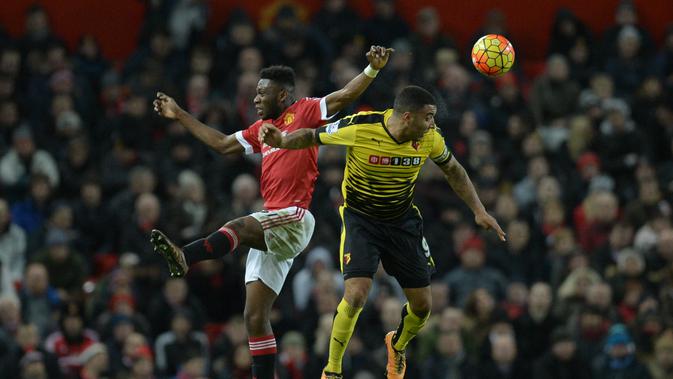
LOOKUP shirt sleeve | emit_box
[301,97,337,128]
[314,117,358,146]
[429,128,453,165]
[235,120,263,155]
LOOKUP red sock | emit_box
[182,226,239,265]
[249,334,277,379]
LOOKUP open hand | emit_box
[475,211,507,242]
[366,45,395,70]
[258,123,283,147]
[153,92,182,119]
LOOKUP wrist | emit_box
[175,108,189,120]
[364,64,379,78]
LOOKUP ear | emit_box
[401,111,413,122]
[278,88,288,103]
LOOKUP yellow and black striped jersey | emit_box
[315,109,452,220]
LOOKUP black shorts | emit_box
[338,205,435,288]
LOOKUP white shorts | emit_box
[244,206,315,294]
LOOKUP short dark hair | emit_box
[260,65,295,90]
[393,85,436,113]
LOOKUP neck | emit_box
[386,113,411,143]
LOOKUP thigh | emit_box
[225,215,266,251]
[381,213,434,289]
[244,248,294,295]
[249,207,315,259]
[340,207,383,280]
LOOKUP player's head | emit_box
[255,65,296,119]
[393,85,437,140]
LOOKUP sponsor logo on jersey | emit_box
[368,155,422,166]
[325,121,339,134]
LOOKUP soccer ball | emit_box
[471,34,515,77]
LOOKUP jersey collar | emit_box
[381,109,403,145]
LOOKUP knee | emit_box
[343,285,370,309]
[243,306,268,332]
[409,298,431,319]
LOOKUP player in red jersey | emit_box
[151,46,393,379]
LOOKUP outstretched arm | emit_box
[438,157,507,241]
[259,124,318,149]
[323,45,394,116]
[153,92,243,155]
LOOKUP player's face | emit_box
[406,104,437,140]
[254,79,285,119]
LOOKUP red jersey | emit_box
[235,97,332,210]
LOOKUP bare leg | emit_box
[245,279,279,379]
[151,215,266,277]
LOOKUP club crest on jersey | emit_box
[369,155,422,166]
[343,253,351,266]
[284,113,295,125]
[412,140,420,150]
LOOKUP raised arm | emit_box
[259,124,318,150]
[153,92,243,155]
[323,45,393,116]
[438,157,507,241]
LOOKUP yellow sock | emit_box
[325,299,363,373]
[392,303,429,351]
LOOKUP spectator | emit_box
[146,278,206,338]
[591,222,634,276]
[278,331,308,379]
[7,323,62,379]
[72,179,111,254]
[312,0,362,53]
[422,330,477,378]
[78,342,109,379]
[363,0,409,47]
[478,333,530,379]
[19,263,61,336]
[596,99,645,193]
[529,54,580,126]
[44,301,98,378]
[601,0,654,62]
[648,330,673,379]
[556,267,602,320]
[515,283,557,362]
[292,246,342,312]
[1,127,59,196]
[167,0,207,51]
[0,294,21,337]
[0,197,26,287]
[32,228,87,297]
[490,220,538,284]
[591,324,652,379]
[444,235,508,306]
[532,327,591,379]
[18,351,50,379]
[409,7,455,82]
[154,310,209,377]
[118,192,165,265]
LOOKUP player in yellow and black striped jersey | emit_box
[315,109,452,220]
[259,85,506,379]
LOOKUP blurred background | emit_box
[1,0,673,378]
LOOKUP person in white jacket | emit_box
[0,126,59,190]
[0,197,26,291]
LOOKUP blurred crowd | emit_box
[1,0,673,378]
